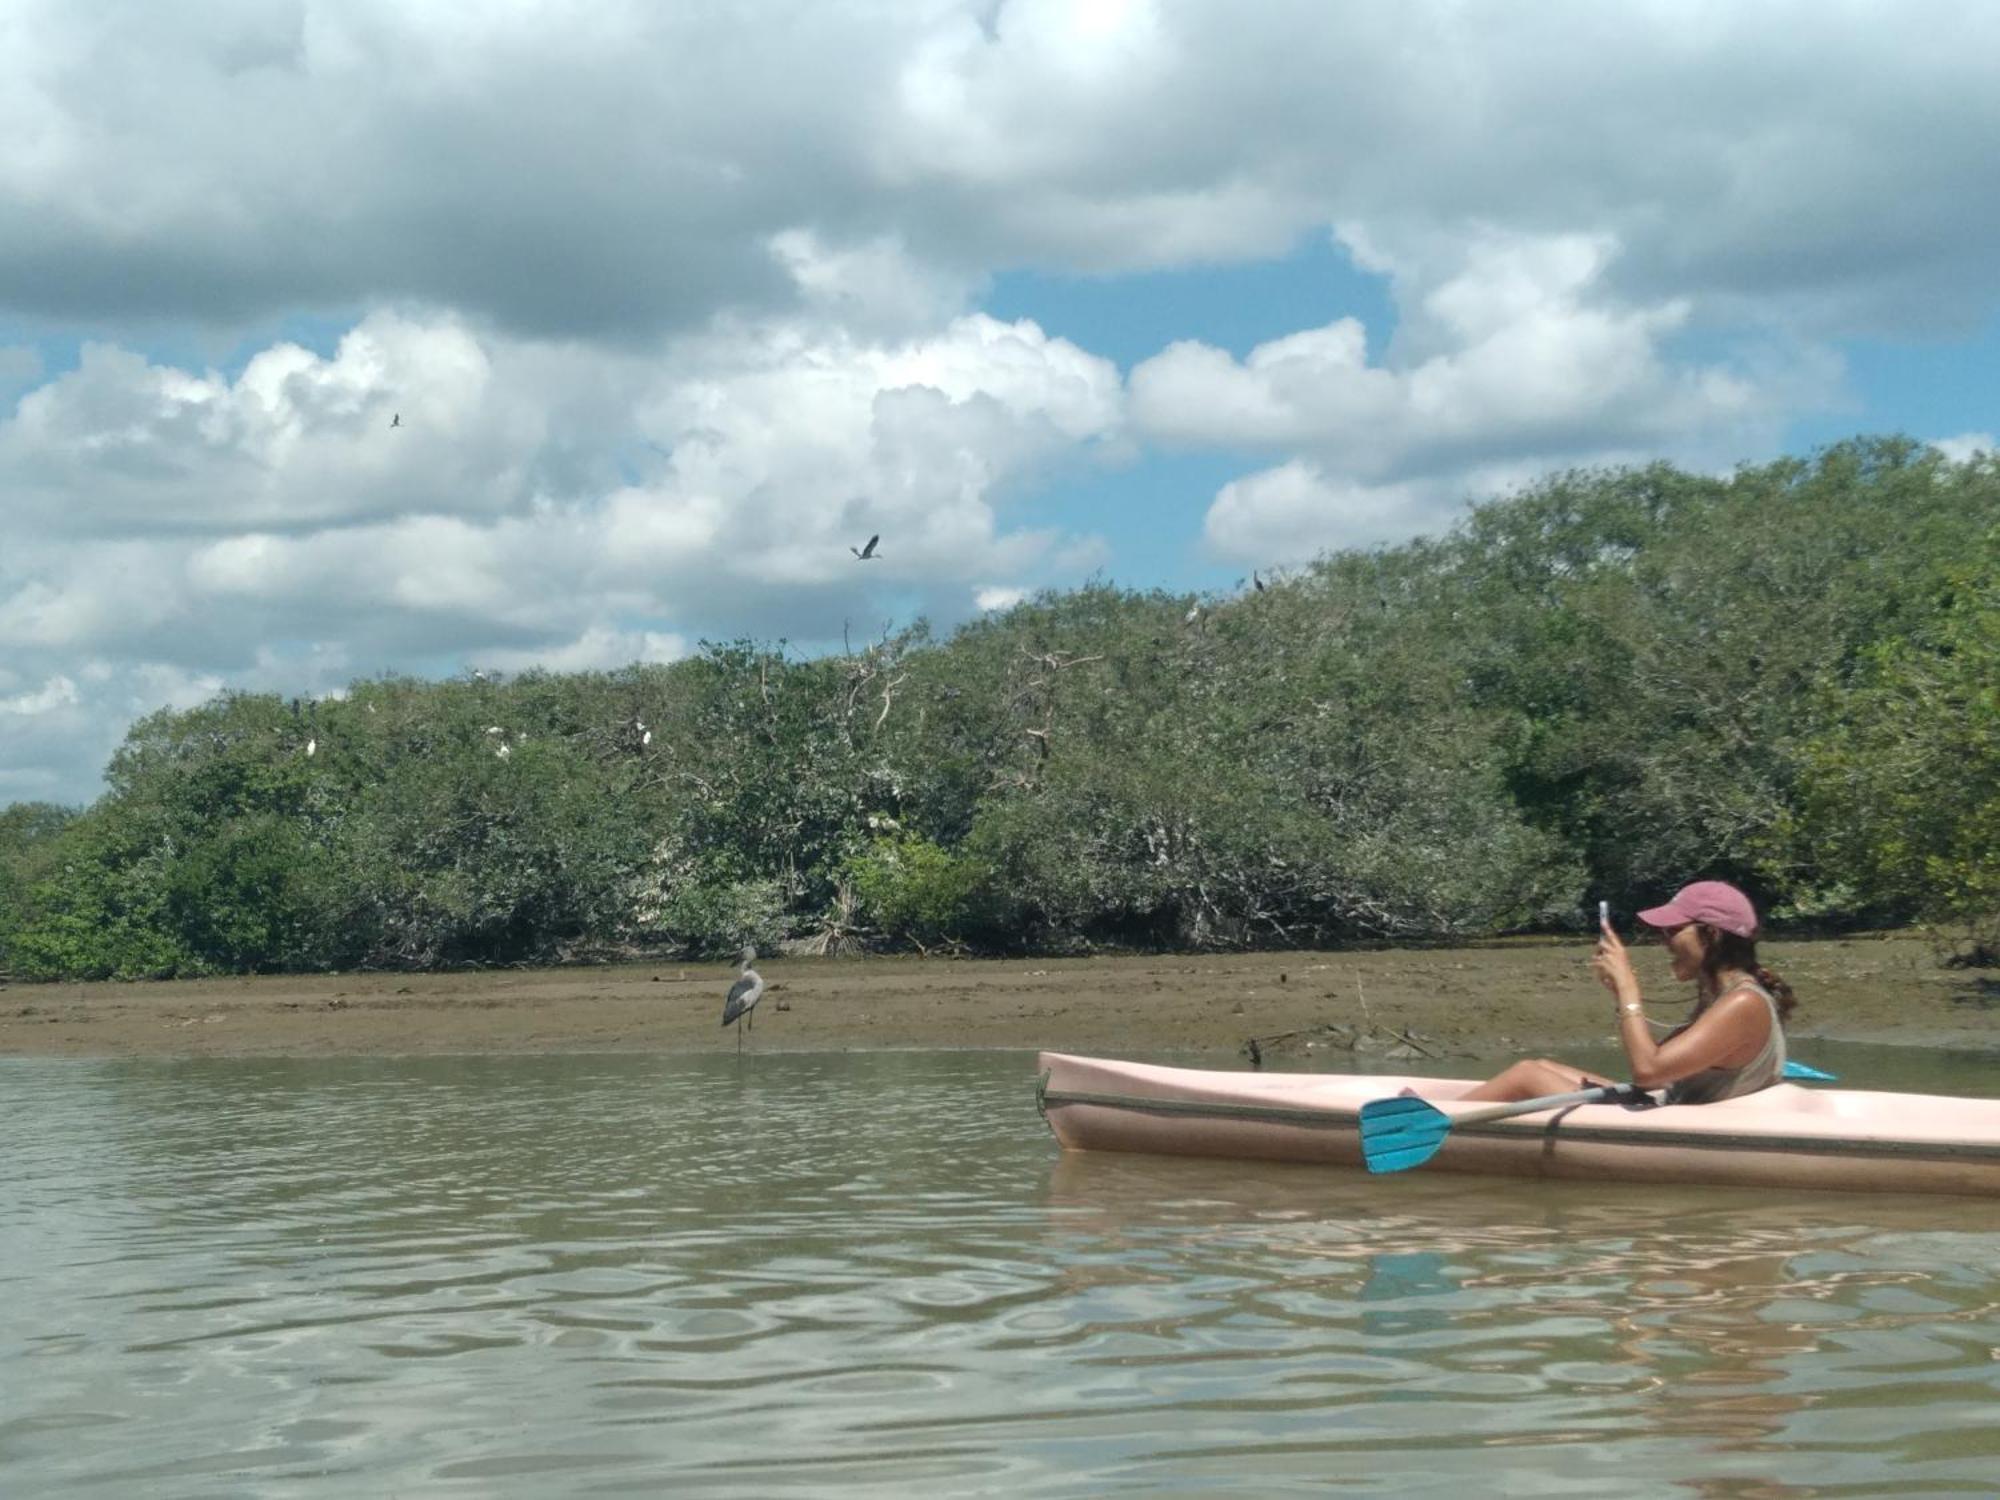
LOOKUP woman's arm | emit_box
[1594,930,1772,1090]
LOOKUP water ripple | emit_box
[5,1049,2000,1496]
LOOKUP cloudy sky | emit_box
[3,0,1998,805]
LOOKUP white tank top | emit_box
[1663,977,1787,1105]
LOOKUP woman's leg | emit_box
[1459,1058,1601,1103]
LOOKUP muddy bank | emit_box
[3,932,1992,1062]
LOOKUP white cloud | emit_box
[0,313,583,539]
[0,303,1125,799]
[767,228,975,338]
[598,310,1123,597]
[1136,232,1794,479]
[1132,231,1827,561]
[1204,462,1487,565]
[126,663,227,715]
[0,660,232,805]
[0,674,79,718]
[4,1,1998,803]
[975,585,1027,612]
[4,3,1997,339]
[0,540,195,652]
[1933,432,1995,464]
[5,306,1122,625]
[1131,319,1392,451]
[469,627,690,676]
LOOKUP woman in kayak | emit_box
[1460,880,1796,1103]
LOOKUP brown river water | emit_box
[5,1045,2000,1496]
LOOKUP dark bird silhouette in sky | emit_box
[1252,571,1266,592]
[390,413,401,428]
[851,534,880,560]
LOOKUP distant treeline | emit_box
[2,437,1994,980]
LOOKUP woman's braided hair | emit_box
[1696,925,1797,1022]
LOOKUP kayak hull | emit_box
[1036,1052,2000,1197]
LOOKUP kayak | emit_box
[1036,1051,2000,1197]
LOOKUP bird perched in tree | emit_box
[1253,571,1266,592]
[851,534,880,560]
[721,944,765,1051]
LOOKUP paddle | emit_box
[1359,1085,1624,1175]
[1362,1057,1842,1174]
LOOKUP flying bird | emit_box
[390,413,401,428]
[851,534,880,560]
[721,944,765,1052]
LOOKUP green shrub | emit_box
[846,834,998,947]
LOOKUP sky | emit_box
[3,0,1998,807]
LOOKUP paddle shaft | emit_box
[1451,1085,1621,1128]
[1441,1067,1839,1121]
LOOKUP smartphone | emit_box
[1597,899,1611,930]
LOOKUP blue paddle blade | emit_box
[1782,1059,1839,1082]
[1358,1095,1454,1174]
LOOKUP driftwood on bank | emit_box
[1242,1020,1450,1070]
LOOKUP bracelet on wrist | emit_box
[1618,1001,1644,1016]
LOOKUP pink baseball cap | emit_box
[1637,881,1758,938]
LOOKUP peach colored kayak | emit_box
[1036,1052,2000,1197]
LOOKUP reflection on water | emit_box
[2,1048,1998,1497]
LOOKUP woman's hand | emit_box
[1592,922,1641,1006]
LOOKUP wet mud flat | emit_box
[2,932,1989,1060]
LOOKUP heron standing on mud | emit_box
[721,944,764,1052]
